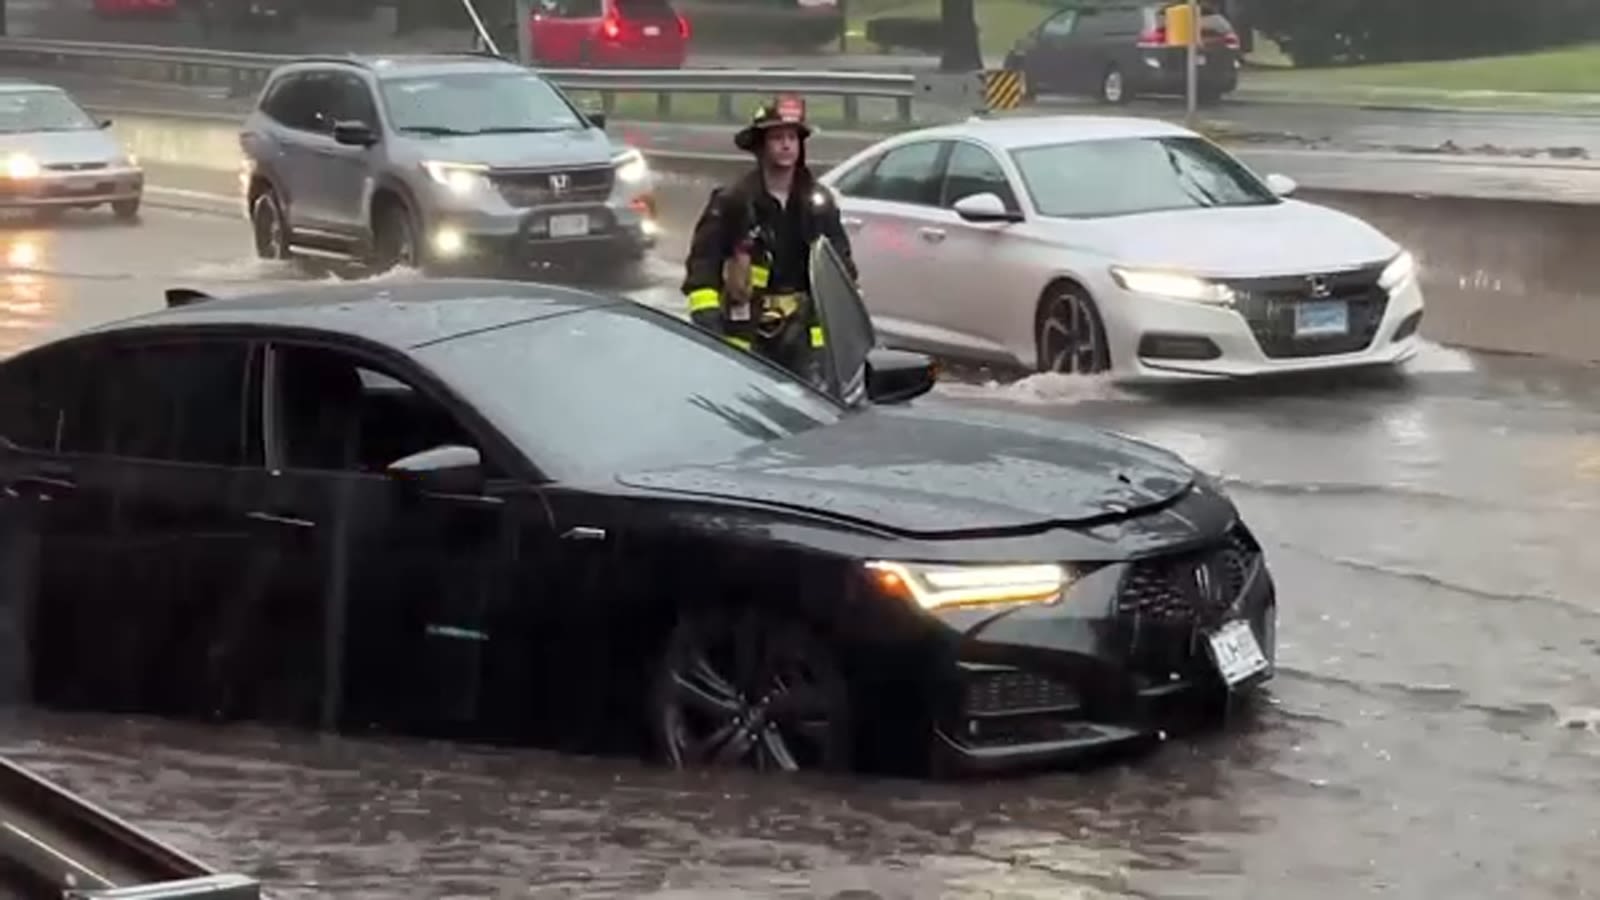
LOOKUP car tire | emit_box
[1035,282,1111,375]
[249,188,292,261]
[649,605,854,774]
[1099,64,1129,105]
[370,198,420,274]
[111,197,140,223]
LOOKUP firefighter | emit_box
[681,95,858,386]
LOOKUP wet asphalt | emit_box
[0,195,1596,898]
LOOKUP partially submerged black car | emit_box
[0,241,1276,777]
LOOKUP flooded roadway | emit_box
[0,207,1597,898]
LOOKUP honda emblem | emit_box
[1307,275,1331,299]
[550,173,569,195]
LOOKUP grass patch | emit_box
[1245,42,1600,95]
[842,0,1054,57]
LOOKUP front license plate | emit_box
[1294,300,1348,337]
[1206,620,1269,687]
[549,213,589,238]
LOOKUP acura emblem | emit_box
[1307,275,1331,299]
[550,173,569,195]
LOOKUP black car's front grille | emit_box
[1220,263,1390,359]
[962,668,1080,717]
[1115,527,1261,627]
[491,166,614,208]
[45,161,109,172]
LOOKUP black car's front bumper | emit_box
[926,525,1276,776]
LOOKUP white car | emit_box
[817,115,1423,381]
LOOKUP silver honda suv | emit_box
[239,53,657,276]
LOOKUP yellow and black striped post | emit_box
[981,68,1028,111]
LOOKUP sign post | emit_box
[1184,0,1199,124]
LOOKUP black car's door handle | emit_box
[245,510,315,529]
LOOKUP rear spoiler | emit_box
[165,288,216,309]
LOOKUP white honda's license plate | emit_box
[1206,620,1269,687]
[549,213,589,238]
[643,24,661,35]
[1294,300,1348,337]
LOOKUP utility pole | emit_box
[1184,0,1198,125]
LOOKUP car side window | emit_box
[77,341,259,466]
[262,70,339,135]
[0,348,82,453]
[853,141,948,207]
[1040,9,1077,37]
[329,73,379,127]
[942,142,1020,213]
[830,155,880,198]
[270,345,502,478]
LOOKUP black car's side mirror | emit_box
[386,444,485,495]
[587,111,608,131]
[865,348,937,405]
[332,119,378,147]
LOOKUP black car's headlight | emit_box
[864,560,1073,612]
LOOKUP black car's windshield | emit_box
[416,304,846,480]
[1010,135,1278,219]
[378,72,585,135]
[0,90,98,134]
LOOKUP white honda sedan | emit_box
[817,115,1424,381]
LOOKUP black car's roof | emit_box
[84,278,625,350]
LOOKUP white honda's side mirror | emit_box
[1265,173,1298,197]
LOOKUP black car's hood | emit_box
[616,405,1197,538]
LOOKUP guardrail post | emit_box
[842,94,858,127]
[896,95,912,124]
[716,93,733,122]
[601,91,616,117]
[656,92,671,119]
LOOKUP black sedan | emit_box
[0,243,1276,777]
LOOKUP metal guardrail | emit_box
[0,36,920,125]
[0,755,262,898]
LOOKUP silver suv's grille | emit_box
[491,166,614,208]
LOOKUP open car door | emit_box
[808,236,876,406]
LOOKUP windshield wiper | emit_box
[471,125,578,134]
[399,125,477,136]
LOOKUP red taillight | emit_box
[600,12,621,39]
[1136,26,1166,47]
[676,13,689,39]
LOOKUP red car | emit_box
[529,0,689,68]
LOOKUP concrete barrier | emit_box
[95,108,1600,365]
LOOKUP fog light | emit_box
[433,227,465,257]
[641,218,660,237]
[7,242,37,268]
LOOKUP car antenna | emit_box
[165,287,215,308]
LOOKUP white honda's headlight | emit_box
[4,153,39,179]
[865,560,1072,612]
[1379,250,1416,290]
[1110,265,1236,305]
[422,161,489,196]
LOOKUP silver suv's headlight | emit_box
[611,148,649,186]
[422,161,489,197]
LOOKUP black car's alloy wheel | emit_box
[652,607,852,773]
[1036,285,1110,374]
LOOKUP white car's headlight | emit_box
[422,161,489,196]
[1378,250,1416,290]
[1110,265,1236,305]
[611,148,649,185]
[4,153,40,179]
[865,560,1072,612]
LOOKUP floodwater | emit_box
[0,208,1597,899]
